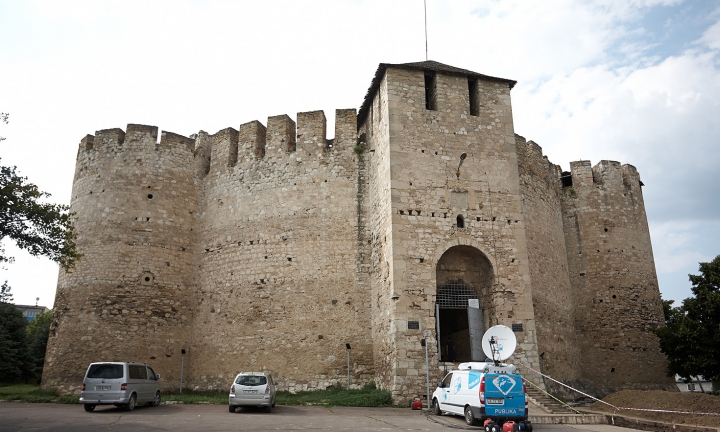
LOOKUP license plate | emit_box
[95,386,110,391]
[487,398,504,405]
[242,390,257,394]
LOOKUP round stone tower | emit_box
[42,124,199,393]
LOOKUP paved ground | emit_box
[0,402,640,432]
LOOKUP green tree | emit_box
[0,113,81,271]
[654,255,720,382]
[0,284,30,382]
[26,310,52,381]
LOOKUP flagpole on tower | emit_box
[424,0,428,60]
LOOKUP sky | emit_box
[0,0,718,309]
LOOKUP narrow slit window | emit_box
[425,72,437,111]
[456,215,465,228]
[468,78,479,116]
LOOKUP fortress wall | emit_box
[43,125,199,393]
[378,67,541,402]
[515,136,581,391]
[561,160,673,395]
[360,73,397,391]
[186,110,374,392]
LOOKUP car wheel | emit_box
[83,404,96,412]
[229,405,235,413]
[150,391,161,407]
[464,405,479,426]
[431,398,442,416]
[124,394,136,411]
[272,395,276,408]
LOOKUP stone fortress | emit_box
[43,61,674,402]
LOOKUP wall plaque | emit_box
[408,321,420,330]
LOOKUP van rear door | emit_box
[483,373,525,418]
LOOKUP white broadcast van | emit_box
[430,325,533,431]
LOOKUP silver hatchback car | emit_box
[228,372,277,413]
[80,362,161,412]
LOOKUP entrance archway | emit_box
[435,245,494,362]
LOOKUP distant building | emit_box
[675,375,716,393]
[15,304,50,321]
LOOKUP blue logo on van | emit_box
[491,376,517,395]
[468,371,481,389]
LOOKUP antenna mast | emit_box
[424,0,428,60]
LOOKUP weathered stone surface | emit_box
[43,61,673,403]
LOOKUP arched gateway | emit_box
[436,245,494,362]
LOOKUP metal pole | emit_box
[347,350,350,390]
[424,330,430,408]
[611,368,617,392]
[180,355,185,394]
[540,355,547,391]
[424,0,428,61]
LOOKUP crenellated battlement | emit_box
[205,109,357,174]
[515,134,563,188]
[569,159,642,192]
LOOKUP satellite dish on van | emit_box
[481,325,517,362]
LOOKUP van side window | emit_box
[147,367,157,380]
[129,365,147,379]
[441,373,453,388]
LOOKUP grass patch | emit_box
[1,382,393,408]
[276,383,392,407]
[163,389,227,404]
[0,384,77,404]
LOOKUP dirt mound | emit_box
[589,390,720,428]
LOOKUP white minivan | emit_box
[80,362,161,412]
[431,362,532,431]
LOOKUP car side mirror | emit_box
[437,382,444,388]
[156,374,161,380]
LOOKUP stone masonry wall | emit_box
[187,109,374,392]
[515,135,582,393]
[361,73,398,391]
[371,66,542,403]
[561,160,674,395]
[43,125,198,393]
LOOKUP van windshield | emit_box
[87,364,123,379]
[236,375,267,386]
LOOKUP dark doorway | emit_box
[435,246,494,362]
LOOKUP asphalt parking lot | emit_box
[0,402,638,432]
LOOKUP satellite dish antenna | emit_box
[481,325,517,363]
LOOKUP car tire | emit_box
[150,391,161,407]
[229,405,235,413]
[465,405,479,426]
[124,394,136,411]
[83,404,96,412]
[431,398,442,416]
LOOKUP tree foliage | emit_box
[654,255,720,382]
[26,310,52,379]
[0,113,80,271]
[0,284,52,383]
[0,296,30,382]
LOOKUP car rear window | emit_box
[236,375,267,386]
[87,364,123,379]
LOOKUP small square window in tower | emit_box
[468,78,479,116]
[425,71,437,111]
